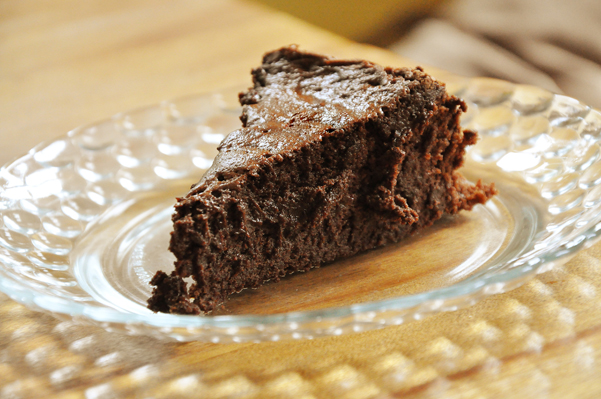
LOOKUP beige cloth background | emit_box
[392,0,601,109]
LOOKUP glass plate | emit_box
[2,77,601,343]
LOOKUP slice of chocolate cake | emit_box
[148,46,496,315]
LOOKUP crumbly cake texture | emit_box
[147,46,496,315]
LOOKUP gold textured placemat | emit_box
[2,245,601,398]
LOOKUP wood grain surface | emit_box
[0,0,417,167]
[2,1,601,398]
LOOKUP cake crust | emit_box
[147,46,496,315]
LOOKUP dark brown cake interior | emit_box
[148,46,495,315]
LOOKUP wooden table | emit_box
[2,1,601,398]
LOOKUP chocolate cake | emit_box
[147,46,496,315]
